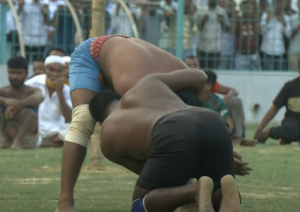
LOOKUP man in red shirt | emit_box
[235,0,261,70]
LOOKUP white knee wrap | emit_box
[65,104,96,147]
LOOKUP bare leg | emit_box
[178,179,198,212]
[219,175,241,212]
[11,110,38,150]
[232,137,257,147]
[0,108,9,148]
[137,177,215,212]
[57,142,86,212]
[41,134,64,148]
[89,124,105,170]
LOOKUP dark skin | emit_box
[57,37,249,212]
[0,68,44,149]
[100,70,242,212]
[40,63,72,148]
[254,69,300,143]
[33,61,45,76]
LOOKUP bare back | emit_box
[99,37,189,95]
[101,77,193,161]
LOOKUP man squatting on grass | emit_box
[89,69,242,212]
[56,35,252,212]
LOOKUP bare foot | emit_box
[240,139,257,147]
[10,140,22,150]
[196,176,215,212]
[219,175,241,212]
[0,135,9,148]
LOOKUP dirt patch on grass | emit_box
[16,177,60,185]
[81,165,133,175]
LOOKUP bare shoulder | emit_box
[0,86,12,96]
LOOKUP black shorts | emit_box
[137,108,234,191]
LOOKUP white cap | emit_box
[45,55,65,66]
[41,0,49,5]
[62,56,71,64]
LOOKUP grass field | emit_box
[1,126,300,212]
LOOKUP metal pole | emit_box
[1,5,7,64]
[175,0,184,59]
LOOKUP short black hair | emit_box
[46,47,65,56]
[34,58,45,63]
[204,70,217,89]
[184,55,197,61]
[7,56,28,72]
[89,90,121,123]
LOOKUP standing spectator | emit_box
[196,0,229,69]
[110,3,138,37]
[52,0,76,55]
[288,0,300,70]
[285,0,297,16]
[219,0,237,69]
[18,0,49,62]
[158,0,177,54]
[235,0,261,70]
[257,0,269,69]
[260,0,291,70]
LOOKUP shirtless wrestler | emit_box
[89,69,241,212]
[57,35,250,212]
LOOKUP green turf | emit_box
[0,125,299,212]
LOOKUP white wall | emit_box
[215,71,298,124]
[0,65,297,123]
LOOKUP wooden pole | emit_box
[88,0,107,170]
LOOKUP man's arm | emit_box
[144,69,207,95]
[215,83,239,96]
[55,79,72,123]
[20,88,44,107]
[254,83,287,140]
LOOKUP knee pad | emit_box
[65,104,96,147]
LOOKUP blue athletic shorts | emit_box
[69,38,103,93]
[132,198,147,212]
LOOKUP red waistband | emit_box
[90,35,130,62]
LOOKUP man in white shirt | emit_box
[18,0,48,62]
[25,55,72,147]
[260,0,292,70]
[288,0,300,71]
[196,0,230,69]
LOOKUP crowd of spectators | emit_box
[0,0,299,69]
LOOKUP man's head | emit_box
[258,0,268,14]
[89,90,121,123]
[208,0,217,8]
[62,56,71,79]
[184,56,200,69]
[33,58,45,76]
[240,0,252,15]
[284,0,291,10]
[274,0,284,13]
[203,70,217,92]
[46,47,65,57]
[225,0,236,15]
[7,56,28,88]
[44,55,65,87]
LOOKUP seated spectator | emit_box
[46,47,65,57]
[201,70,256,146]
[62,56,70,85]
[25,56,72,147]
[235,0,261,70]
[260,0,291,70]
[288,0,300,71]
[27,58,45,80]
[254,58,300,145]
[184,55,200,69]
[0,57,44,149]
